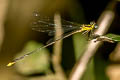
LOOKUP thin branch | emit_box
[0,0,8,50]
[109,43,120,61]
[91,34,115,43]
[52,12,66,80]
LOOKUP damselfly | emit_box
[7,12,98,67]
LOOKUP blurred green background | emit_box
[0,0,120,80]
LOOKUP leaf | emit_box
[105,33,120,42]
[14,41,51,75]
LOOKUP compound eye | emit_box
[94,25,98,28]
[90,21,95,25]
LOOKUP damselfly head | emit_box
[90,21,98,29]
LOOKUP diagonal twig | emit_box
[69,1,116,80]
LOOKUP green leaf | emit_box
[105,33,120,42]
[15,41,51,75]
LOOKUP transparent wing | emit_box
[32,12,81,36]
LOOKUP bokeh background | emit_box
[0,0,120,80]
